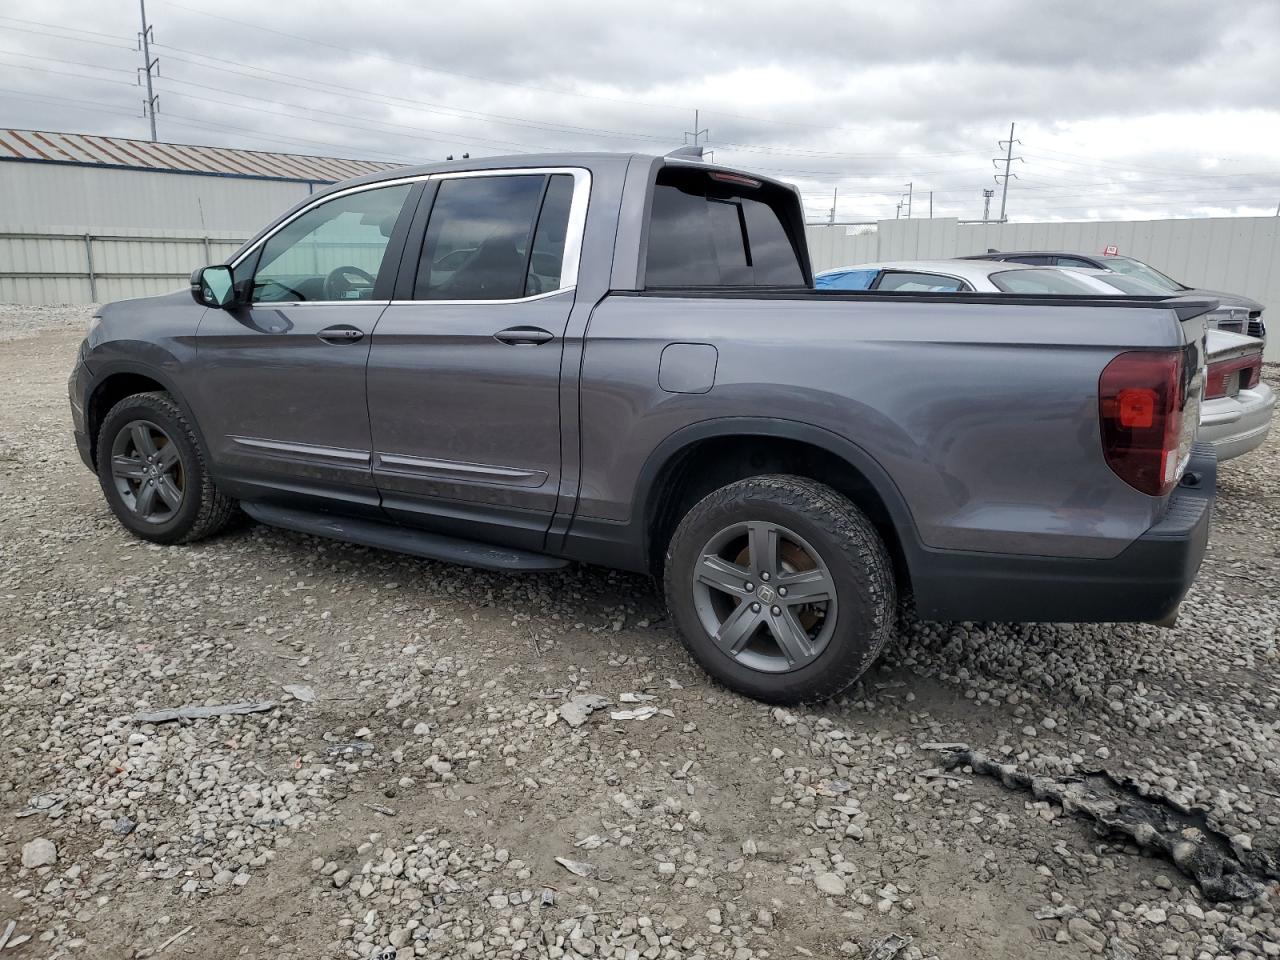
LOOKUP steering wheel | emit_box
[323,265,376,301]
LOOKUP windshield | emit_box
[990,268,1111,295]
[1100,256,1185,292]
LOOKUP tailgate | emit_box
[1170,297,1216,481]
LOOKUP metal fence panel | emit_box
[0,227,248,305]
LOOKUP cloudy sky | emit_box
[2,0,1278,222]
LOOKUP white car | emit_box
[815,260,1275,461]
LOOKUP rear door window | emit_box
[874,271,968,292]
[414,173,576,301]
[645,167,805,287]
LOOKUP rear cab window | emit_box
[644,166,806,288]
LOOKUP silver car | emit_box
[816,260,1275,461]
[1070,268,1274,461]
[1200,329,1273,460]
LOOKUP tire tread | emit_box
[663,474,896,704]
[99,391,236,543]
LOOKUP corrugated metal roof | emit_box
[0,128,404,185]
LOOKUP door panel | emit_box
[190,181,417,507]
[367,293,574,546]
[191,302,386,499]
[366,168,588,549]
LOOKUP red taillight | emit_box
[1204,354,1262,399]
[1099,350,1187,497]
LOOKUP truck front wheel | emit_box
[663,475,896,704]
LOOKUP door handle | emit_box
[494,326,554,346]
[317,324,365,344]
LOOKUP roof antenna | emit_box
[666,145,705,160]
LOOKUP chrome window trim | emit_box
[387,288,572,307]
[230,167,592,308]
[242,300,392,308]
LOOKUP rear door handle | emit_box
[494,326,554,345]
[317,324,365,344]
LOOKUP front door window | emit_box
[251,184,412,303]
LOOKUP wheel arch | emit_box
[636,418,923,587]
[86,361,208,470]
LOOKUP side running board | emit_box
[240,502,568,572]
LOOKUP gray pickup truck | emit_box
[69,149,1216,703]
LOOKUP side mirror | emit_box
[190,265,245,309]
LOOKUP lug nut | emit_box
[771,605,781,616]
[750,602,761,613]
[778,587,788,597]
[760,572,771,581]
[744,582,754,592]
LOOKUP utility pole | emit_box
[992,122,1022,222]
[929,191,933,219]
[828,187,838,224]
[901,181,913,219]
[137,0,159,141]
[683,109,708,147]
[982,188,995,222]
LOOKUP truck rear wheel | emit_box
[663,475,896,704]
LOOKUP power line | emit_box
[0,48,136,75]
[0,88,422,164]
[0,14,135,43]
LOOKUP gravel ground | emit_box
[1,304,1277,960]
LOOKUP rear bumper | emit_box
[1199,383,1274,461]
[910,444,1216,624]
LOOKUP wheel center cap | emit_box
[757,584,776,604]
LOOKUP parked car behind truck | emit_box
[816,260,1274,462]
[70,150,1216,704]
[961,250,1265,341]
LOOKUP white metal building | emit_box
[0,128,402,303]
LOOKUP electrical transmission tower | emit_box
[992,122,1022,222]
[682,110,713,161]
[137,0,159,140]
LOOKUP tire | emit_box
[663,475,896,705]
[96,391,237,545]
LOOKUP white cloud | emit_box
[0,0,1277,222]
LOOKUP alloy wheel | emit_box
[690,520,838,673]
[110,419,185,523]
